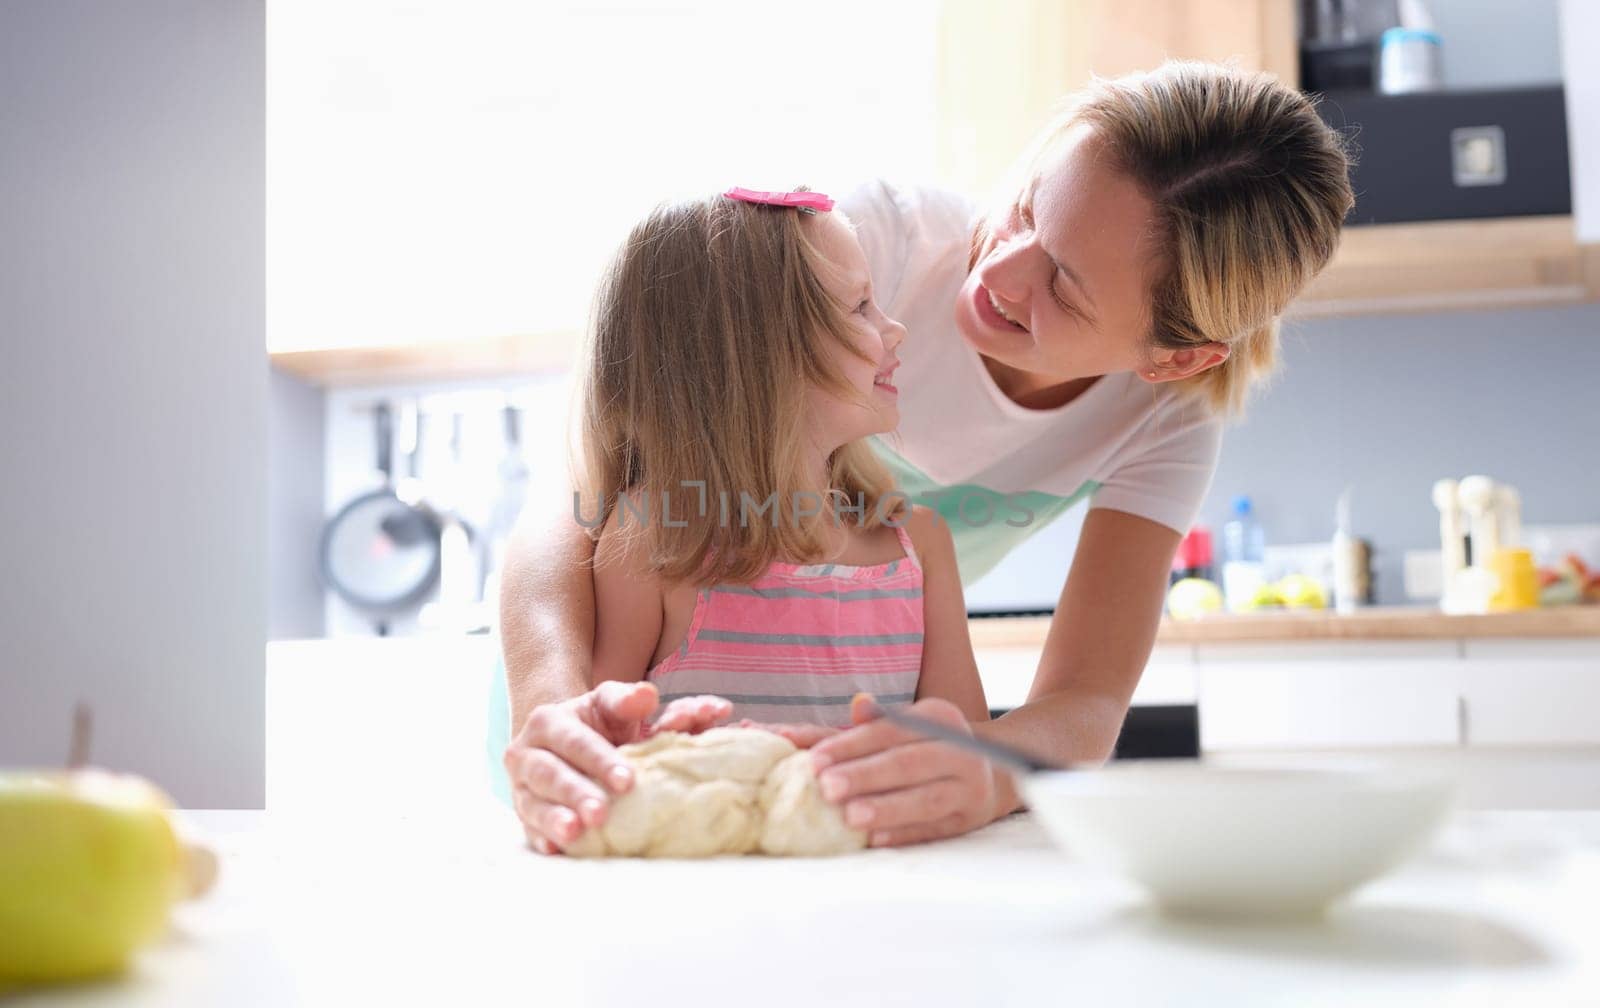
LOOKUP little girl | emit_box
[577,187,989,731]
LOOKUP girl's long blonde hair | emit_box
[578,195,897,586]
[978,61,1355,416]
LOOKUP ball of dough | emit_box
[759,751,868,856]
[563,728,865,858]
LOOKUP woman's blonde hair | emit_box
[980,61,1354,416]
[577,195,898,586]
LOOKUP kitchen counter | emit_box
[970,606,1600,648]
[13,808,1600,1007]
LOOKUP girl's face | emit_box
[804,212,907,454]
[955,125,1162,388]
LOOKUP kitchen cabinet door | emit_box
[936,0,1296,196]
[267,638,503,816]
[1460,638,1600,746]
[975,643,1196,712]
[1133,645,1201,706]
[974,646,1039,712]
[1197,642,1461,751]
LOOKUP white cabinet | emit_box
[1190,635,1600,808]
[1459,638,1600,746]
[1196,642,1462,750]
[1133,646,1201,707]
[267,638,503,816]
[975,644,1196,712]
[1196,638,1600,752]
[959,613,1600,809]
[978,632,1598,755]
[953,623,1600,807]
[974,647,1039,711]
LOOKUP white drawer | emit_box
[1131,657,1199,706]
[1198,660,1461,750]
[975,645,1196,711]
[1461,660,1600,746]
[975,648,1038,710]
[1196,640,1460,664]
[1462,638,1600,662]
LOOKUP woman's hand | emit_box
[503,682,731,853]
[807,695,996,848]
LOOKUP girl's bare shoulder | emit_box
[901,505,955,565]
[594,508,658,579]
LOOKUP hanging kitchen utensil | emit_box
[418,406,490,633]
[489,400,530,548]
[318,401,441,631]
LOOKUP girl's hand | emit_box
[644,695,735,737]
[807,695,995,848]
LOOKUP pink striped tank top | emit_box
[648,525,923,727]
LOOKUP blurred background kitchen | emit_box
[268,0,1599,638]
[5,0,1598,811]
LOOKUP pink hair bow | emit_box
[722,187,835,214]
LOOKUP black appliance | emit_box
[1315,85,1571,225]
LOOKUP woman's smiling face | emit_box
[955,125,1161,390]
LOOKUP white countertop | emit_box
[12,807,1600,1007]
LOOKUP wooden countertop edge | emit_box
[967,607,1600,648]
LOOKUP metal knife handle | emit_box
[865,701,1064,775]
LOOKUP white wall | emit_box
[1432,0,1562,90]
[1560,0,1600,242]
[0,1,266,806]
[270,368,325,640]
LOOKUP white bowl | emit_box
[1023,759,1456,918]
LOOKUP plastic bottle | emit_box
[1379,0,1442,94]
[1332,488,1364,614]
[1170,526,1215,586]
[1222,496,1267,613]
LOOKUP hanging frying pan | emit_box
[319,401,441,629]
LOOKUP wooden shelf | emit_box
[1290,216,1594,319]
[969,606,1600,649]
[270,331,579,387]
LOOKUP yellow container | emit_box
[1488,548,1540,611]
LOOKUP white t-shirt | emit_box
[843,180,1222,584]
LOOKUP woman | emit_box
[497,62,1353,853]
